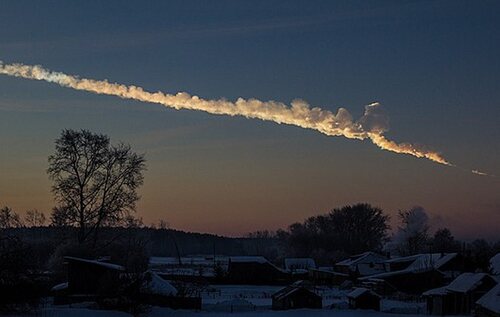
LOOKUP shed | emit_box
[423,273,498,316]
[308,268,349,285]
[64,256,124,295]
[272,280,322,310]
[227,256,289,285]
[490,253,500,275]
[284,258,316,273]
[475,283,500,317]
[347,287,380,311]
[335,252,387,277]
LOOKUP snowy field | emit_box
[201,285,346,309]
[6,307,432,317]
[5,285,426,317]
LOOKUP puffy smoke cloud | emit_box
[0,60,458,167]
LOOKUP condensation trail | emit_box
[0,60,456,167]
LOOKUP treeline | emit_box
[249,204,500,268]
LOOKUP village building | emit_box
[227,256,289,285]
[475,283,500,317]
[284,258,316,273]
[308,267,349,285]
[149,255,227,283]
[423,272,498,316]
[284,258,316,280]
[360,253,461,294]
[490,253,500,275]
[335,252,387,277]
[347,287,381,311]
[64,256,125,295]
[272,280,322,310]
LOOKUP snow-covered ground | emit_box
[5,285,426,317]
[6,307,430,317]
[201,285,345,309]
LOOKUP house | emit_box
[490,253,500,275]
[308,267,349,285]
[360,267,445,295]
[284,258,316,273]
[227,256,289,285]
[64,256,125,295]
[335,252,387,277]
[272,280,322,310]
[284,258,316,280]
[475,283,500,317]
[359,253,461,294]
[149,255,228,283]
[423,273,498,316]
[347,287,380,311]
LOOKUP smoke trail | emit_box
[0,60,452,166]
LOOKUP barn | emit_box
[272,280,322,310]
[335,252,387,277]
[308,267,349,285]
[423,273,498,316]
[475,283,500,317]
[347,287,381,311]
[64,256,124,295]
[359,253,460,294]
[227,256,289,285]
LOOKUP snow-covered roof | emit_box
[141,271,177,296]
[446,273,490,293]
[409,253,457,271]
[476,283,500,313]
[422,286,448,296]
[361,253,457,280]
[337,252,386,266]
[51,282,68,292]
[64,256,125,271]
[229,256,268,264]
[384,254,423,264]
[490,253,500,275]
[284,258,316,271]
[309,268,349,276]
[272,280,318,301]
[150,256,228,266]
[347,287,380,299]
[360,266,439,280]
[385,253,457,271]
[211,299,255,312]
[423,273,495,296]
[154,267,216,277]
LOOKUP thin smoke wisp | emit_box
[1,60,482,172]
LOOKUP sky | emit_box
[0,0,499,238]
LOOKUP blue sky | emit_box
[0,0,499,237]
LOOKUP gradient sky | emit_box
[1,0,499,238]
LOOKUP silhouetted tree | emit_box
[24,210,46,227]
[282,203,389,261]
[469,239,493,272]
[0,207,23,229]
[393,206,430,255]
[432,228,460,253]
[47,129,146,245]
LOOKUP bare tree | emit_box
[47,129,146,245]
[0,206,23,229]
[24,210,46,227]
[393,206,430,255]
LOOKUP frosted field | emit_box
[6,307,430,317]
[5,285,427,317]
